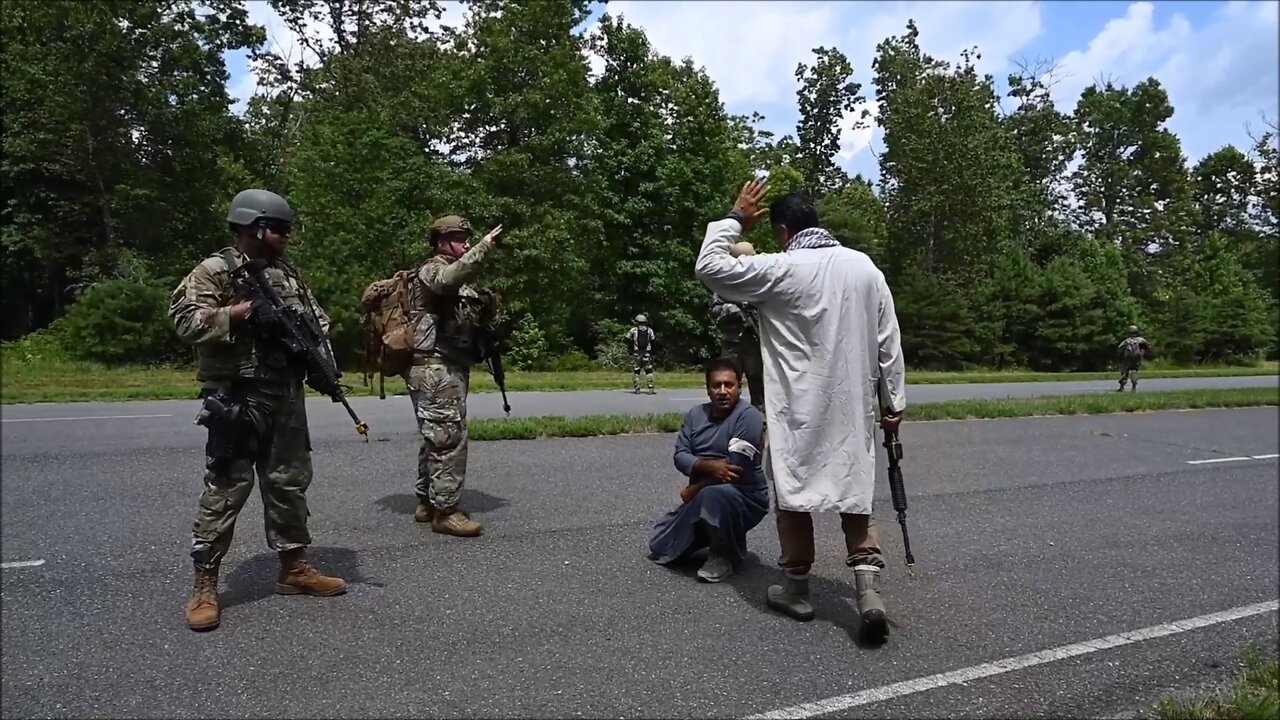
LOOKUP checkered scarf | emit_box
[785,227,841,252]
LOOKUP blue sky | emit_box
[227,1,1279,182]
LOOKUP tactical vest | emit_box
[408,256,502,366]
[188,248,313,384]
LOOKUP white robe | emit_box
[694,219,907,515]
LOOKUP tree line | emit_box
[3,0,1277,372]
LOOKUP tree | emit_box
[1192,145,1256,236]
[1002,58,1078,264]
[794,47,864,197]
[1070,78,1195,303]
[1247,122,1280,304]
[583,14,748,361]
[817,176,887,260]
[1154,233,1274,364]
[1,0,262,339]
[871,20,1029,285]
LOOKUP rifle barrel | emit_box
[339,396,369,440]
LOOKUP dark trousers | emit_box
[721,338,764,409]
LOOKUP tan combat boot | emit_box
[184,568,221,631]
[275,548,348,596]
[432,506,483,537]
[414,502,435,523]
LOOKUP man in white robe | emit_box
[693,179,907,643]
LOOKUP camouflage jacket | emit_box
[626,325,657,356]
[1118,335,1151,362]
[408,239,503,367]
[709,293,758,344]
[168,247,331,383]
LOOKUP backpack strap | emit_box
[219,248,241,274]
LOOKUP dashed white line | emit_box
[1,559,46,569]
[1186,453,1279,465]
[744,599,1279,720]
[0,414,173,424]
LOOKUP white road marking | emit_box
[0,414,173,424]
[1,559,46,569]
[1186,453,1279,465]
[745,599,1279,720]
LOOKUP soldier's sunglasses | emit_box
[261,221,292,236]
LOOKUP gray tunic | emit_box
[646,399,769,564]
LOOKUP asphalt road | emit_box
[2,405,1277,718]
[1,374,1275,452]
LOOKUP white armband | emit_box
[728,437,759,460]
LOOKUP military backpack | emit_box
[360,269,417,399]
[1120,336,1145,360]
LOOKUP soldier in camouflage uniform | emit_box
[627,314,658,394]
[1117,325,1152,392]
[709,293,764,409]
[403,215,505,537]
[169,189,346,632]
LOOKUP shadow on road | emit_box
[373,490,509,516]
[220,546,382,609]
[648,546,890,647]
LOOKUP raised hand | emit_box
[731,178,770,231]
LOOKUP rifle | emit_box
[877,386,915,568]
[478,327,511,416]
[882,423,915,568]
[229,257,370,441]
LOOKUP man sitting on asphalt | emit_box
[646,357,769,582]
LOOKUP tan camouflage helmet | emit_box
[429,214,473,240]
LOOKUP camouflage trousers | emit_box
[190,378,313,571]
[1119,360,1141,388]
[632,352,655,391]
[406,359,470,509]
[721,337,764,409]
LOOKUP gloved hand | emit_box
[250,295,279,327]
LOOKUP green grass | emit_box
[462,387,1279,441]
[1,358,1275,405]
[1155,643,1279,720]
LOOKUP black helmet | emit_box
[227,189,294,227]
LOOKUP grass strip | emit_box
[464,387,1279,441]
[1154,643,1278,720]
[1,360,1275,404]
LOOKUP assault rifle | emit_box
[877,387,915,568]
[477,326,511,416]
[229,257,370,440]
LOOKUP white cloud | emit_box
[1052,1,1279,163]
[1052,2,1190,108]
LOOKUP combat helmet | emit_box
[227,189,293,227]
[429,215,472,239]
[635,314,648,324]
[1127,325,1139,335]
